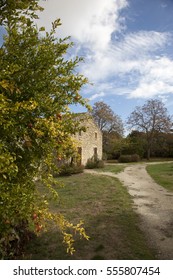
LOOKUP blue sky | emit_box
[37,0,173,122]
[1,0,173,123]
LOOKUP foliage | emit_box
[150,133,173,158]
[95,160,105,168]
[85,157,105,169]
[110,138,135,159]
[57,163,84,177]
[91,101,124,159]
[0,0,43,25]
[126,130,173,159]
[127,99,172,160]
[91,101,124,135]
[118,154,140,163]
[0,0,89,258]
[103,131,123,159]
[125,131,147,158]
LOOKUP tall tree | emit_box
[127,99,172,160]
[91,101,124,135]
[0,0,43,24]
[0,0,89,258]
[91,101,124,159]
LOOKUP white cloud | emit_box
[89,92,105,101]
[113,31,170,58]
[129,80,173,98]
[145,57,173,81]
[81,31,171,81]
[37,0,173,102]
[38,0,128,50]
[129,57,173,98]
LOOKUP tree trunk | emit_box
[147,147,151,160]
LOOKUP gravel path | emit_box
[85,163,173,259]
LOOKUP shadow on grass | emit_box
[22,174,157,260]
[23,211,156,260]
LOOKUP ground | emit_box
[85,162,173,260]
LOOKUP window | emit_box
[95,132,97,139]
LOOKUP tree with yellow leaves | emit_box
[0,0,89,258]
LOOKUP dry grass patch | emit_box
[23,173,156,260]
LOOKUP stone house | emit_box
[72,114,102,165]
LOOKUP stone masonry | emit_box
[72,115,102,165]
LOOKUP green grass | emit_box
[95,164,125,174]
[23,173,156,260]
[146,163,173,192]
[142,157,173,162]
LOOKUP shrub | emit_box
[131,154,140,162]
[85,159,97,169]
[0,1,89,258]
[0,220,35,260]
[118,155,131,163]
[85,158,105,169]
[102,153,107,161]
[96,160,105,168]
[58,164,74,176]
[58,164,84,176]
[118,154,140,163]
[72,164,85,174]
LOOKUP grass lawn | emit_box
[23,173,156,260]
[146,163,173,192]
[146,157,173,162]
[94,164,126,174]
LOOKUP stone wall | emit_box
[72,116,102,165]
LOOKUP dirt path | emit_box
[85,163,173,259]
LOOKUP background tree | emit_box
[0,0,89,258]
[127,99,172,160]
[91,101,124,159]
[125,131,147,158]
[91,101,124,134]
[103,131,122,159]
[149,132,173,158]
